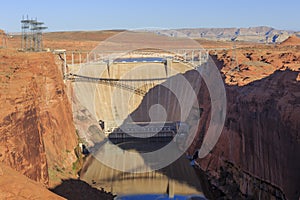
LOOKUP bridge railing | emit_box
[62,48,210,68]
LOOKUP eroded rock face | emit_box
[212,46,300,86]
[0,49,77,186]
[0,163,64,200]
[280,35,300,46]
[191,49,300,199]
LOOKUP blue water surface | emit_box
[114,57,166,63]
[115,194,206,200]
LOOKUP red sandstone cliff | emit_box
[0,49,77,187]
[191,48,300,199]
[0,163,65,199]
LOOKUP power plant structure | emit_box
[21,15,47,52]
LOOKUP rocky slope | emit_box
[0,163,64,199]
[0,49,78,187]
[211,42,300,86]
[280,35,300,46]
[191,44,300,199]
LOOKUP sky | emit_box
[0,0,300,33]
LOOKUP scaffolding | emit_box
[21,15,47,51]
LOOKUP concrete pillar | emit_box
[168,179,174,198]
[165,59,171,77]
[86,52,89,63]
[107,62,110,77]
[199,51,202,66]
[79,52,82,67]
[71,52,74,66]
[192,50,194,65]
[94,52,96,62]
[206,51,209,61]
[63,52,67,78]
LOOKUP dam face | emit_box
[69,58,205,196]
[66,30,219,197]
[72,60,199,133]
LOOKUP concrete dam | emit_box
[65,31,222,198]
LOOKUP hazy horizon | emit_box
[6,26,299,35]
[1,0,300,33]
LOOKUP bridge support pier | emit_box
[79,52,82,67]
[192,50,194,65]
[63,52,67,79]
[165,59,172,77]
[71,52,74,66]
[168,179,174,198]
[199,51,202,66]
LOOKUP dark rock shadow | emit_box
[51,179,115,200]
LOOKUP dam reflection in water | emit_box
[80,135,204,197]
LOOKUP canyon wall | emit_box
[191,49,300,199]
[0,49,78,186]
[197,70,300,199]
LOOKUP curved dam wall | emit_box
[71,60,206,196]
[72,60,200,132]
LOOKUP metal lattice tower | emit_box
[21,15,47,51]
[31,20,47,51]
[21,15,31,50]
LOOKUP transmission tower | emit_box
[31,20,47,51]
[21,15,47,51]
[21,15,31,50]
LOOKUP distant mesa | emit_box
[46,26,294,44]
[162,26,293,43]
